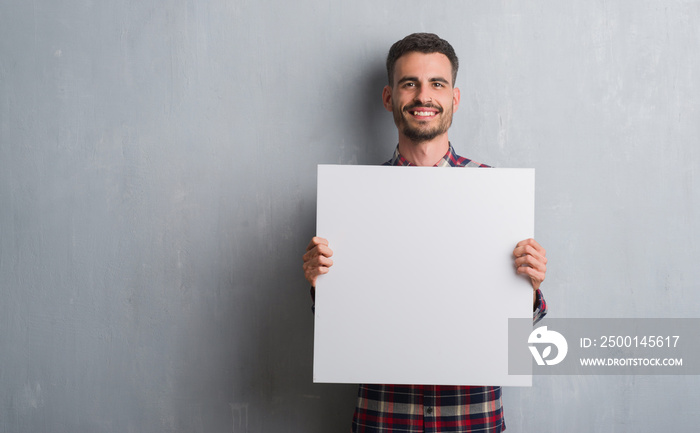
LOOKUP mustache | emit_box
[403,103,443,113]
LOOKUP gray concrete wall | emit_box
[1,1,698,431]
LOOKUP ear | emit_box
[382,85,393,112]
[452,87,461,113]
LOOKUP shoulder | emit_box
[452,153,491,168]
[447,144,491,168]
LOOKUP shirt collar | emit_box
[387,143,459,167]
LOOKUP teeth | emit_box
[413,111,435,116]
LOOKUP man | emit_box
[302,33,548,433]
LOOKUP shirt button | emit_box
[426,406,434,415]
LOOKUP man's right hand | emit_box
[302,237,334,287]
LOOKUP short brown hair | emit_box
[386,33,459,87]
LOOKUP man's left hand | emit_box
[513,238,547,291]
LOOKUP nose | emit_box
[415,86,432,105]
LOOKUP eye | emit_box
[433,82,444,88]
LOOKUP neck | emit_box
[397,134,450,167]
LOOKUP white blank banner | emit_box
[313,165,534,386]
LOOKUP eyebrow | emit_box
[397,76,451,86]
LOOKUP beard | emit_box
[393,102,454,143]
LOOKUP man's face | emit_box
[383,52,460,143]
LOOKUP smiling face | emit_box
[383,51,460,144]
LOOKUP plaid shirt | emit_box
[350,144,548,433]
[382,144,491,168]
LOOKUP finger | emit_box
[513,244,547,265]
[515,254,547,272]
[302,244,334,262]
[516,238,545,254]
[312,255,334,268]
[302,255,334,275]
[306,236,329,252]
[513,242,545,259]
[315,244,333,258]
[514,239,545,257]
